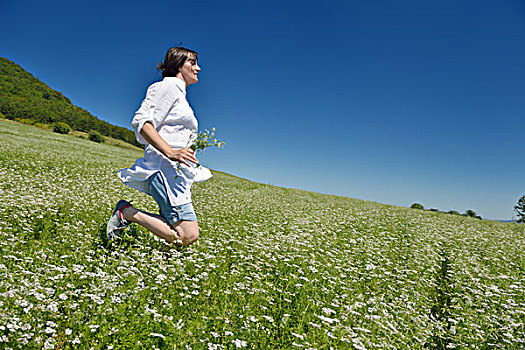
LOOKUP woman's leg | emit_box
[121,205,199,246]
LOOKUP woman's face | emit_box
[179,55,201,85]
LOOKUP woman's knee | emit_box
[173,222,199,245]
[183,227,199,245]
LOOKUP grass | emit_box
[69,130,142,151]
[0,118,523,349]
[2,117,142,151]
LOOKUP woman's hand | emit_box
[167,148,198,167]
[139,122,198,167]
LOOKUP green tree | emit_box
[88,130,104,143]
[53,122,71,134]
[515,195,525,223]
[410,203,424,210]
[465,210,482,220]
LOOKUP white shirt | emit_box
[117,77,211,205]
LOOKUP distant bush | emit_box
[15,118,35,125]
[53,122,71,134]
[88,130,105,143]
[410,203,424,210]
[0,112,5,119]
[34,122,50,129]
[465,210,482,220]
[447,210,460,216]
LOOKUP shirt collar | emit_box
[164,76,186,95]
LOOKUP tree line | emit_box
[411,196,525,223]
[0,57,141,147]
[410,203,483,219]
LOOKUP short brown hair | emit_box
[157,47,198,78]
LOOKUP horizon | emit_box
[0,114,520,223]
[1,0,524,220]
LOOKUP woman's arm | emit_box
[140,122,198,167]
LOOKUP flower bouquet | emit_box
[175,128,224,182]
[189,127,225,153]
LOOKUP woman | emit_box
[106,46,209,247]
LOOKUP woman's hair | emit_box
[157,47,199,78]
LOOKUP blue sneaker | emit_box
[106,200,131,241]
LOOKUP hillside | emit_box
[0,57,140,147]
[0,118,523,349]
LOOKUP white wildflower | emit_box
[232,339,247,348]
[322,307,336,315]
[44,327,56,334]
[316,314,338,324]
[43,338,55,349]
[291,332,304,340]
[262,315,274,323]
[150,333,166,339]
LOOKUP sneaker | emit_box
[106,200,131,241]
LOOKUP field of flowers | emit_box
[0,118,524,349]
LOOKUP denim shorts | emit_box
[146,172,198,225]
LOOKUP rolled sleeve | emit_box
[132,82,178,144]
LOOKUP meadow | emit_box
[0,118,523,349]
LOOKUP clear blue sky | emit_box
[2,0,524,220]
